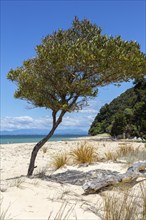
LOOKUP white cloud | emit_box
[1,114,95,132]
[1,116,52,131]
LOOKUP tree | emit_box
[7,17,146,176]
[89,78,146,138]
[111,113,127,137]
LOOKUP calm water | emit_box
[0,134,87,144]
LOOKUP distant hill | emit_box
[1,128,87,135]
[89,79,146,139]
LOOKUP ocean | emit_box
[0,134,87,144]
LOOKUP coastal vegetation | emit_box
[7,17,146,176]
[86,184,146,220]
[52,153,68,170]
[89,78,146,139]
[70,142,98,164]
[51,142,146,169]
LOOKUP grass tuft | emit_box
[104,144,146,164]
[48,201,76,220]
[52,153,68,170]
[102,192,138,220]
[86,191,139,220]
[117,144,146,165]
[104,151,118,161]
[70,142,98,164]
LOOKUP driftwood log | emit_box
[82,160,146,194]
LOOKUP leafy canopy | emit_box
[7,17,146,114]
[89,78,146,138]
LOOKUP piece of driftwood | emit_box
[82,160,146,194]
[47,169,119,186]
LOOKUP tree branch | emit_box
[52,110,57,127]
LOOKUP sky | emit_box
[1,0,146,134]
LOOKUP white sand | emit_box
[1,138,146,219]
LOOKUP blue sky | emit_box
[1,0,146,134]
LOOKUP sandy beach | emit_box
[1,137,146,220]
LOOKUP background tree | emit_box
[7,17,146,176]
[89,78,146,139]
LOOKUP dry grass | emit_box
[140,183,146,220]
[125,150,146,164]
[104,144,146,164]
[104,151,119,161]
[117,144,136,157]
[52,153,68,170]
[0,198,12,220]
[46,184,146,220]
[84,182,146,220]
[117,144,146,165]
[70,142,98,164]
[48,202,76,220]
[85,190,139,220]
[102,192,138,220]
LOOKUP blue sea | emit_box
[0,134,87,144]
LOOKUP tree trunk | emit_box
[27,111,65,176]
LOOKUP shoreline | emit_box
[1,132,145,145]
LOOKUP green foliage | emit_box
[7,17,146,114]
[89,79,146,138]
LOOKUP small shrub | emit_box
[70,142,98,164]
[52,153,68,170]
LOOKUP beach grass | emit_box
[140,183,146,220]
[0,199,12,220]
[102,192,138,220]
[70,142,98,164]
[48,201,76,220]
[104,151,119,161]
[52,153,68,170]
